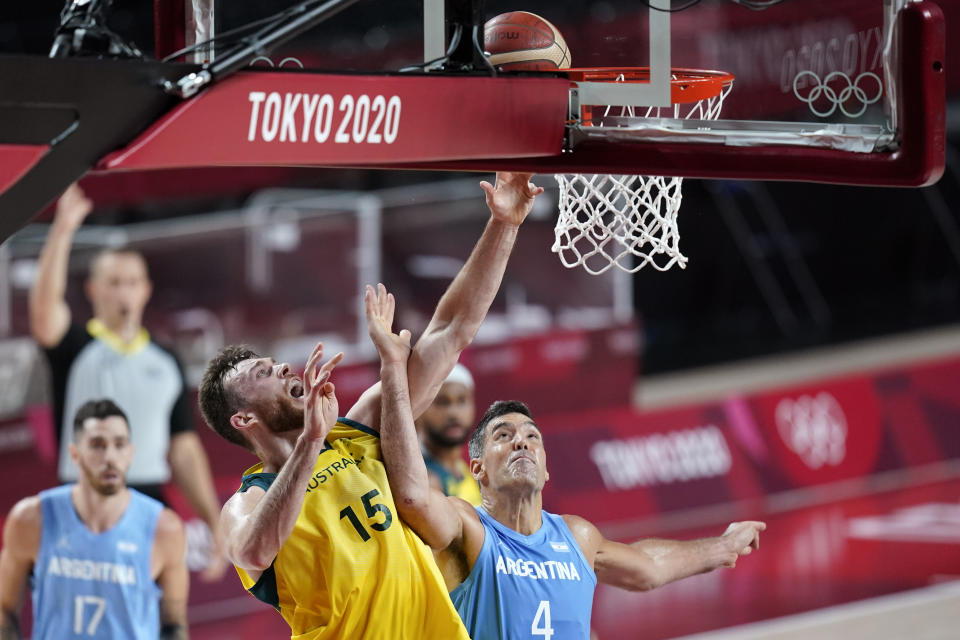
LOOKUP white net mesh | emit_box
[553,73,732,275]
[554,174,686,274]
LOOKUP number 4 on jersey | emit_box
[532,600,554,639]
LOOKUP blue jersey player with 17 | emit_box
[365,284,767,640]
[0,399,188,640]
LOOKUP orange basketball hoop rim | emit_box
[565,67,735,105]
[552,67,736,275]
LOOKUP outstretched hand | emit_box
[480,172,544,227]
[718,521,766,568]
[302,342,343,443]
[54,183,94,231]
[364,283,412,366]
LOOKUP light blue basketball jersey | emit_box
[32,486,163,640]
[451,507,597,640]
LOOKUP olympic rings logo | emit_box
[250,56,304,69]
[792,71,883,119]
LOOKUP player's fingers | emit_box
[398,329,411,345]
[304,342,324,387]
[308,373,325,404]
[322,381,336,399]
[363,284,376,318]
[319,351,344,376]
[315,368,330,388]
[386,292,396,326]
[479,181,494,197]
[372,283,386,320]
[377,282,387,308]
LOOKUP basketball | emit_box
[483,11,571,71]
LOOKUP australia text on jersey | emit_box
[305,454,364,492]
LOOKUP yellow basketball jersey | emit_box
[424,452,482,507]
[234,418,470,640]
[446,459,482,506]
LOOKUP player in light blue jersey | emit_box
[365,285,767,640]
[0,399,189,640]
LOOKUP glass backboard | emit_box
[154,0,942,181]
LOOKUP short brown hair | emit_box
[198,345,259,451]
[73,399,130,440]
[468,400,535,459]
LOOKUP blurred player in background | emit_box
[197,173,543,639]
[29,184,225,580]
[418,363,482,505]
[365,286,767,640]
[0,399,189,639]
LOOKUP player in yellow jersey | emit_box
[419,363,482,506]
[197,173,543,640]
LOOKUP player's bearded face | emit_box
[232,357,306,434]
[72,417,132,496]
[78,457,127,496]
[422,383,475,448]
[260,396,304,434]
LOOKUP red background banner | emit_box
[541,354,960,526]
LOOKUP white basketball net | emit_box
[553,76,732,275]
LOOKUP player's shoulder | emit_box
[449,496,481,522]
[155,507,185,538]
[560,513,603,549]
[222,475,266,526]
[441,496,483,558]
[328,417,379,442]
[6,494,42,525]
[153,508,186,569]
[3,495,43,553]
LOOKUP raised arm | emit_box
[364,284,465,550]
[220,344,341,575]
[29,183,93,347]
[153,509,189,640]
[346,172,543,427]
[0,498,42,640]
[566,516,766,591]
